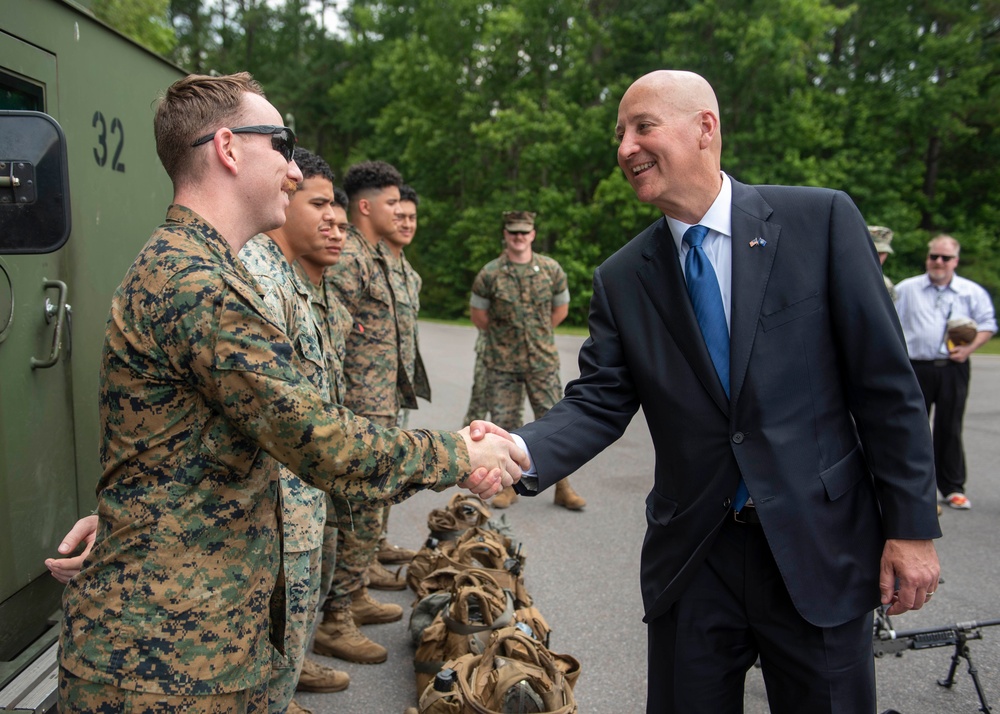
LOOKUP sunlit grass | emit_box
[976,337,1000,355]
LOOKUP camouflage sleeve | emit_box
[470,267,491,309]
[551,261,569,304]
[159,268,467,504]
[326,236,368,316]
[254,274,295,333]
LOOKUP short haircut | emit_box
[342,161,402,203]
[399,184,419,206]
[154,72,264,185]
[929,234,961,255]
[333,187,349,212]
[292,147,335,186]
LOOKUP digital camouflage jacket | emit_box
[470,252,570,374]
[60,206,468,695]
[240,234,327,552]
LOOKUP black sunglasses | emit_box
[191,125,297,162]
[505,229,532,235]
[928,254,957,263]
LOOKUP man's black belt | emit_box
[911,359,952,368]
[732,505,762,525]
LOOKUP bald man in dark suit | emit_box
[478,70,941,713]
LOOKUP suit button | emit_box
[732,432,745,444]
[723,497,732,509]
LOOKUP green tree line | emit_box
[96,0,1000,324]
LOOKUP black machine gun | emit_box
[874,607,1000,713]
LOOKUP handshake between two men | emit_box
[46,419,526,585]
[457,420,528,500]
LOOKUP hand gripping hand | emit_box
[457,420,529,500]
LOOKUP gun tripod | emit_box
[935,628,992,713]
[874,607,1000,713]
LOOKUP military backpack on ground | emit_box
[413,569,515,695]
[427,493,493,541]
[409,526,529,606]
[414,627,579,714]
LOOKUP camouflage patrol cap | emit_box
[868,225,894,254]
[503,211,536,232]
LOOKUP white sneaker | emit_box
[944,492,971,510]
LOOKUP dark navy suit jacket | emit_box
[516,179,941,627]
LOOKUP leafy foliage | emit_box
[92,0,177,55]
[101,0,1000,323]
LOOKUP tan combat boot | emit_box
[313,608,388,664]
[377,542,417,564]
[286,699,314,714]
[296,657,350,693]
[367,561,406,591]
[491,485,519,509]
[351,586,403,625]
[554,479,586,510]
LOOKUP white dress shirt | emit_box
[664,172,734,330]
[894,273,997,360]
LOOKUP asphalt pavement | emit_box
[299,322,1000,714]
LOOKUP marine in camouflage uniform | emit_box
[241,209,349,710]
[320,162,415,664]
[378,184,429,573]
[388,187,431,430]
[59,74,517,711]
[868,225,897,301]
[293,185,354,613]
[60,205,467,705]
[295,261,352,601]
[470,211,585,510]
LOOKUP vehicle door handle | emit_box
[31,279,69,369]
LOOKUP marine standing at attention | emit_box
[238,147,350,712]
[470,210,585,511]
[315,161,412,665]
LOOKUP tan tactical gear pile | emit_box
[404,494,580,713]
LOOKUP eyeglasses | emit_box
[505,229,531,235]
[928,254,957,263]
[191,125,297,162]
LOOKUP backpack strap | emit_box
[443,589,515,635]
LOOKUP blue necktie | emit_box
[682,225,749,510]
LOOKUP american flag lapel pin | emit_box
[749,236,766,248]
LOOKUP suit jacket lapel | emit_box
[636,218,729,415]
[729,180,779,405]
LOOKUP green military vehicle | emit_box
[0,2,183,710]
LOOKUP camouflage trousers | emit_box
[269,546,323,713]
[463,338,491,425]
[59,667,268,713]
[321,414,395,612]
[487,368,561,431]
[319,496,339,610]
